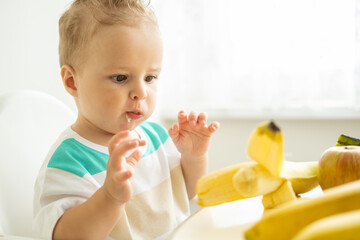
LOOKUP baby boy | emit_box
[33,0,219,239]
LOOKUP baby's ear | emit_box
[61,65,78,97]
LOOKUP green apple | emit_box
[318,146,360,190]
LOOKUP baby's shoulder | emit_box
[47,138,108,177]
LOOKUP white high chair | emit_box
[0,90,76,238]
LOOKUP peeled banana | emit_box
[196,162,256,207]
[196,120,319,208]
[244,179,360,240]
[233,163,284,198]
[197,161,318,207]
[261,180,297,210]
[292,209,360,240]
[247,120,283,176]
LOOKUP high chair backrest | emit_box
[0,90,76,238]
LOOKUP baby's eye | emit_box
[111,75,127,82]
[145,75,156,83]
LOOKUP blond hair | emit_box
[58,0,158,69]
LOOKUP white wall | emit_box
[1,1,359,172]
[0,0,76,112]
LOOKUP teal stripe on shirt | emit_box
[47,138,109,177]
[48,122,171,177]
[140,121,169,158]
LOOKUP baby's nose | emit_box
[130,82,147,100]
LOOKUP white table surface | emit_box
[169,186,323,240]
[0,236,42,240]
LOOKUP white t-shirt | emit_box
[33,121,190,240]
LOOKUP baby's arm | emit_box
[168,111,219,199]
[53,131,145,240]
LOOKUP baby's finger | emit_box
[197,112,208,125]
[168,124,179,138]
[177,110,187,124]
[188,111,197,126]
[110,139,144,171]
[115,169,133,182]
[208,121,220,133]
[126,149,143,167]
[108,130,130,154]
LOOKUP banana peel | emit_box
[262,180,297,210]
[233,163,284,198]
[281,161,319,194]
[233,161,319,198]
[247,121,284,177]
[196,162,256,207]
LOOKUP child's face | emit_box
[72,22,163,143]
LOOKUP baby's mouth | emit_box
[126,111,143,123]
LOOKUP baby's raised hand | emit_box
[103,131,146,204]
[168,111,219,160]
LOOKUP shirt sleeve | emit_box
[33,166,101,239]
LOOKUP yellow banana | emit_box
[292,209,360,240]
[262,180,297,210]
[244,179,360,240]
[247,120,283,176]
[196,162,255,207]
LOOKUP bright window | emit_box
[153,0,360,119]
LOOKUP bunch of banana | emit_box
[244,179,360,240]
[196,120,319,209]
